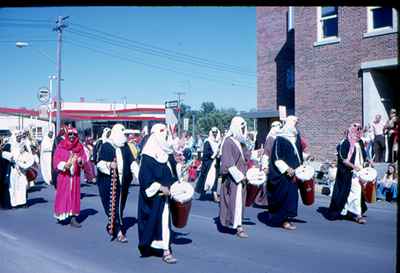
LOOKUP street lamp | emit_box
[16,41,58,132]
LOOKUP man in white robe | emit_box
[40,131,54,185]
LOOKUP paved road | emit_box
[0,180,396,273]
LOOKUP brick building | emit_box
[254,6,398,160]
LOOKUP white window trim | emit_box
[316,6,339,44]
[364,7,398,38]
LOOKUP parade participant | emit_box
[92,127,111,164]
[137,123,178,263]
[266,116,303,230]
[1,131,33,208]
[195,127,221,202]
[40,131,54,185]
[53,127,87,227]
[51,125,68,188]
[96,124,136,242]
[327,123,371,224]
[127,133,139,160]
[219,116,251,238]
[254,121,282,207]
[83,137,96,183]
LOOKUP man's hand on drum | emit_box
[286,168,295,178]
[159,186,170,196]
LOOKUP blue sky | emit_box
[0,7,256,112]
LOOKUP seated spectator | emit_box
[376,163,397,202]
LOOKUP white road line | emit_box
[0,230,18,241]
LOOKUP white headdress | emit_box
[228,116,247,143]
[141,123,173,163]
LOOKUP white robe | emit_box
[2,142,32,207]
[40,135,54,185]
[341,143,364,217]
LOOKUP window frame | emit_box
[364,7,398,38]
[314,6,341,47]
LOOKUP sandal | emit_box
[162,253,177,264]
[117,232,128,243]
[355,217,367,224]
[282,221,296,230]
[236,228,249,238]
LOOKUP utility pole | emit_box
[174,91,185,137]
[53,15,69,133]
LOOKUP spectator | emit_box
[376,163,397,202]
[385,109,399,163]
[371,114,386,162]
[361,125,374,161]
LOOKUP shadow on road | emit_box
[213,217,236,235]
[80,192,98,199]
[124,217,137,231]
[27,185,47,193]
[27,197,48,207]
[77,208,98,223]
[172,230,192,245]
[316,207,331,220]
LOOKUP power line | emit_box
[66,28,255,79]
[64,39,256,89]
[0,39,55,43]
[0,17,53,22]
[69,23,256,76]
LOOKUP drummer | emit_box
[327,123,373,224]
[266,116,304,230]
[219,116,251,238]
[137,123,179,264]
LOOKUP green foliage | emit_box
[180,102,254,136]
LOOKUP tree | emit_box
[200,102,216,113]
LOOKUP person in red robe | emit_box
[53,127,87,227]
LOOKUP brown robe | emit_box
[219,136,250,228]
[254,135,275,206]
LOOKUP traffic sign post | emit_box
[38,87,50,104]
[165,100,179,109]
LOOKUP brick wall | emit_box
[257,7,290,111]
[294,7,398,160]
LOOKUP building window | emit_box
[365,7,398,37]
[314,7,340,46]
[286,65,294,90]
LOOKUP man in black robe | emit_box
[92,127,111,164]
[96,124,135,242]
[267,116,304,230]
[0,136,12,209]
[137,123,178,264]
[195,127,221,201]
[327,123,370,224]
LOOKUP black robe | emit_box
[266,135,303,226]
[0,143,12,209]
[92,139,104,164]
[96,142,134,237]
[327,139,368,220]
[195,140,219,196]
[137,154,177,257]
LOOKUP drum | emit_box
[295,165,315,206]
[245,167,266,207]
[26,168,37,182]
[170,181,194,228]
[358,167,377,203]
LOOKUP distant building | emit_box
[0,101,165,140]
[252,6,398,160]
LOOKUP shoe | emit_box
[162,253,177,264]
[282,221,296,230]
[70,217,82,228]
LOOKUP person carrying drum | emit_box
[137,123,179,264]
[219,116,251,238]
[327,123,373,224]
[266,116,304,230]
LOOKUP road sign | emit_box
[38,87,50,104]
[165,100,179,109]
[183,118,189,131]
[278,105,287,121]
[39,105,48,119]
